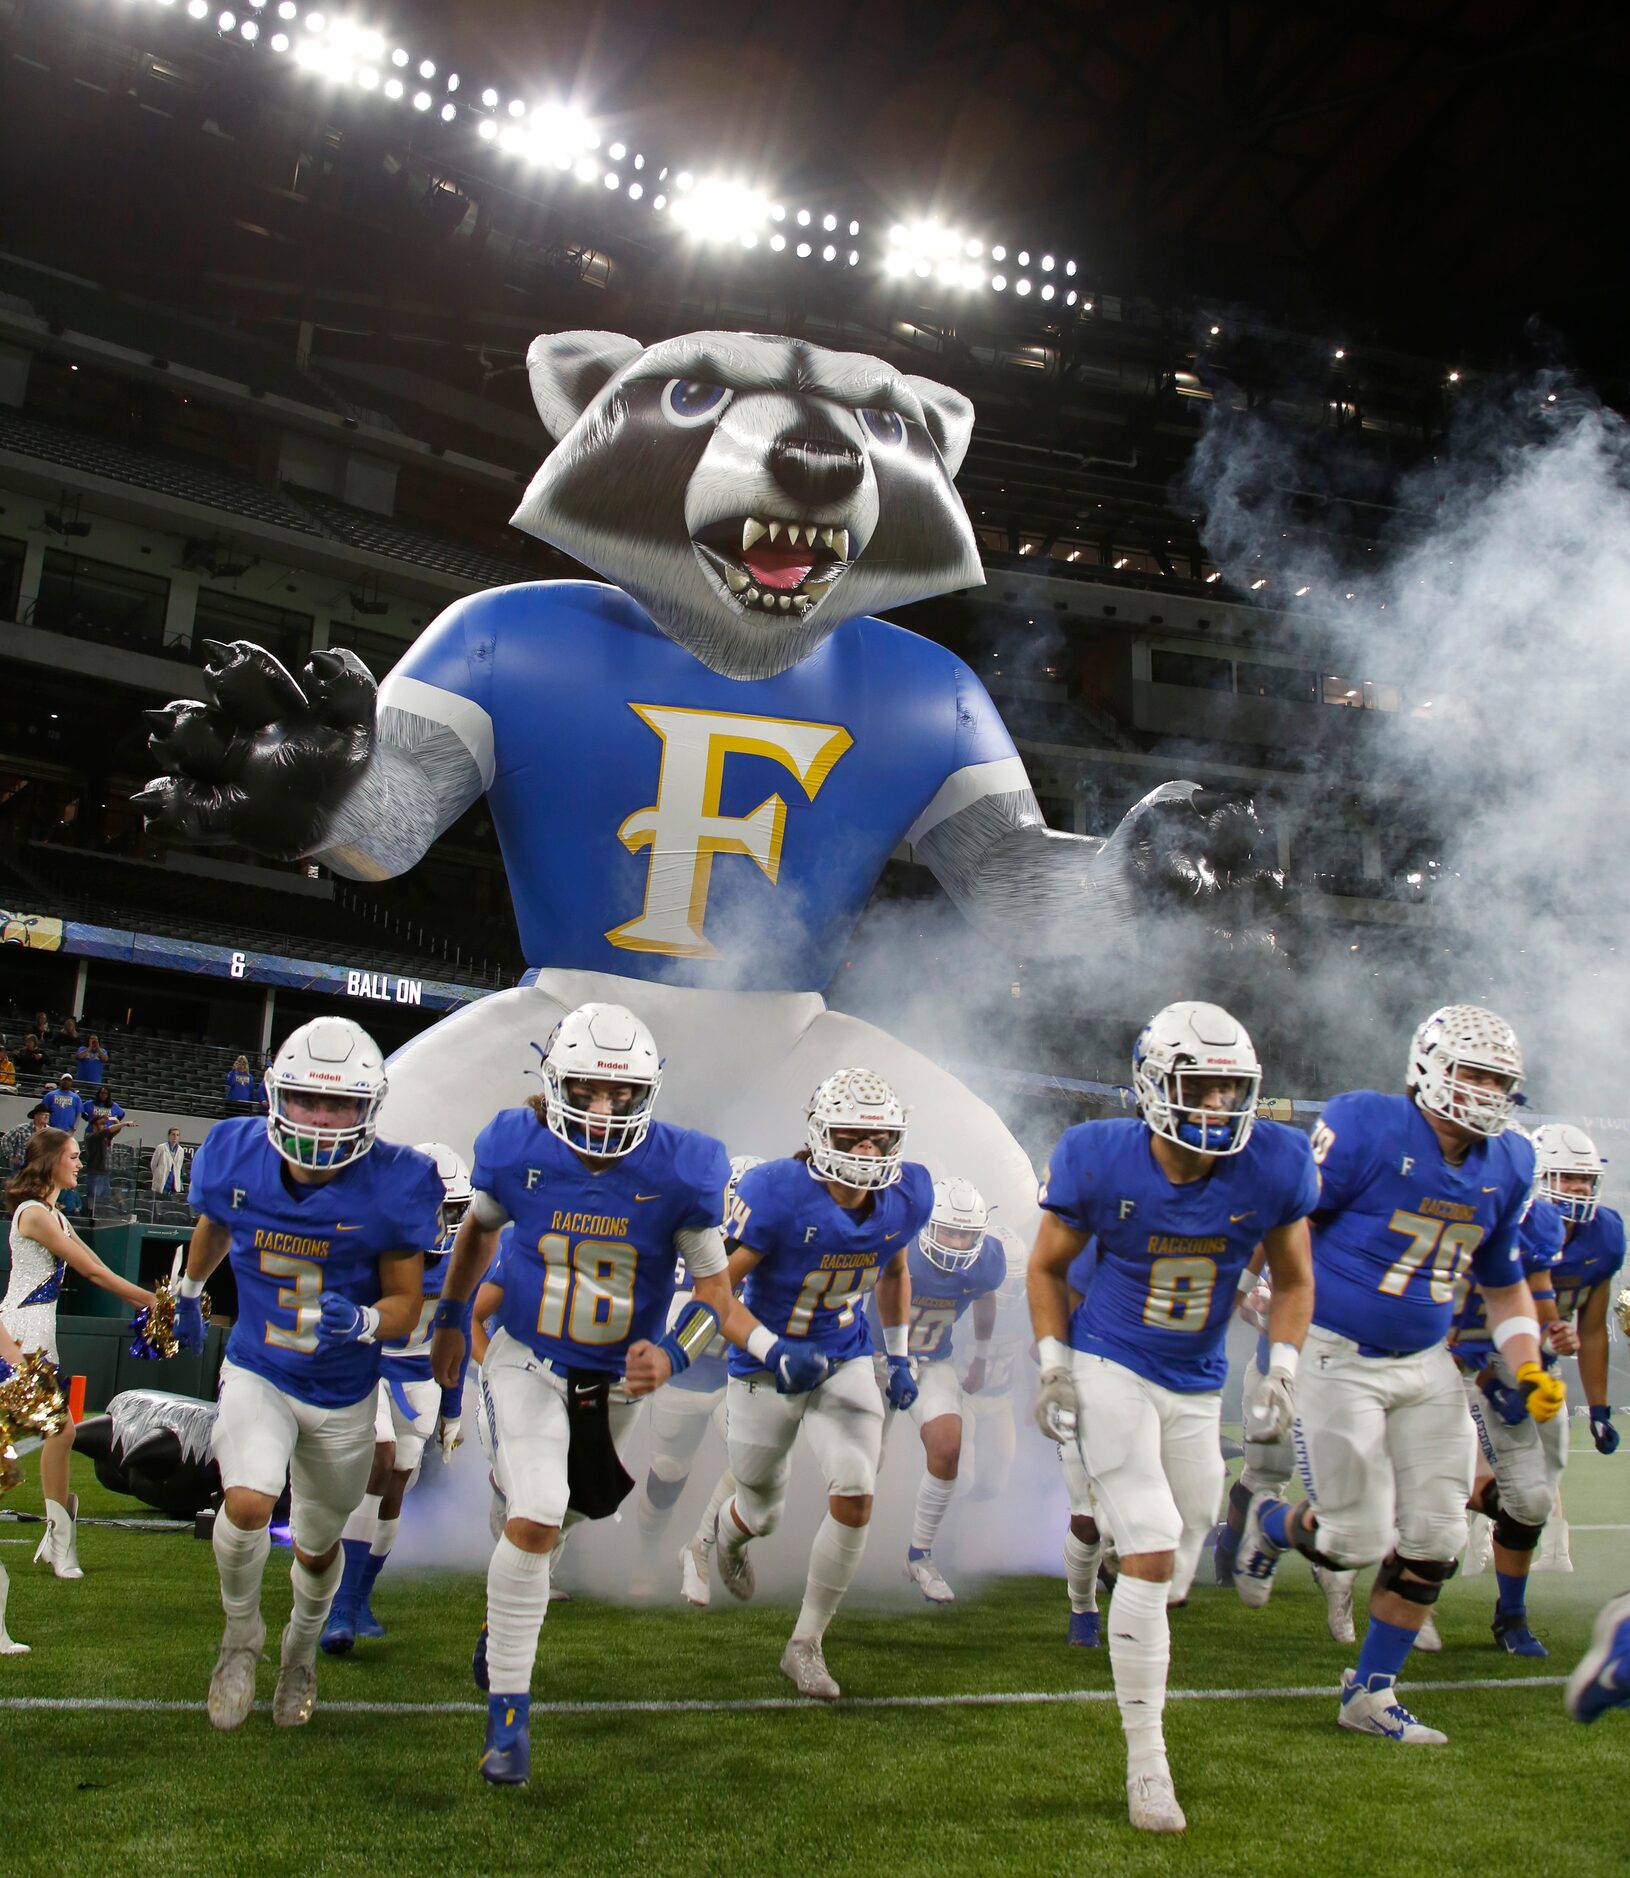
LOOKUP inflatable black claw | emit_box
[74,1390,223,1520]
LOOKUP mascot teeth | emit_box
[701,514,854,617]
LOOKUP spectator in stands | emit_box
[41,1075,83,1134]
[150,1126,188,1198]
[0,1039,13,1091]
[81,1088,129,1219]
[74,1032,109,1092]
[2,1102,49,1171]
[15,1033,45,1083]
[224,1053,259,1105]
[27,1012,48,1050]
[57,1015,79,1050]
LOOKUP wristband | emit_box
[746,1323,779,1365]
[431,1296,473,1334]
[883,1324,909,1359]
[358,1304,381,1344]
[1268,1341,1299,1379]
[1591,1403,1613,1420]
[178,1275,205,1299]
[1038,1335,1072,1372]
[1492,1315,1541,1354]
[973,1339,993,1360]
[1236,1267,1261,1295]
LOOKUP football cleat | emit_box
[1233,1493,1285,1609]
[1127,1772,1187,1834]
[319,1601,357,1657]
[1414,1612,1443,1653]
[779,1636,840,1701]
[206,1619,265,1732]
[905,1553,955,1604]
[355,1601,385,1641]
[271,1641,318,1728]
[1313,1565,1356,1645]
[679,1536,711,1609]
[480,1695,531,1786]
[713,1509,755,1602]
[471,1622,490,1692]
[1493,1612,1548,1658]
[1564,1592,1630,1723]
[1211,1520,1240,1586]
[1067,1609,1101,1648]
[1338,1670,1447,1744]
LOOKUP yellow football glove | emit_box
[1516,1361,1566,1424]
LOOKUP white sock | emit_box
[284,1551,344,1660]
[486,1535,553,1695]
[372,1516,399,1562]
[212,1513,271,1635]
[1108,1574,1171,1782]
[911,1475,956,1553]
[707,1478,747,1556]
[1064,1531,1102,1614]
[637,1471,685,1546]
[792,1514,868,1644]
[341,1491,381,1550]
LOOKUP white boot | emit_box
[0,1563,30,1655]
[33,1496,83,1581]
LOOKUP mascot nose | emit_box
[768,436,865,507]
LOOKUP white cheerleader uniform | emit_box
[3,1201,68,1365]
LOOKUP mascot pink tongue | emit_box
[135,328,1275,1227]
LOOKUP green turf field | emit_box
[2,1445,1626,1878]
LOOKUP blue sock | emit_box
[1353,1613,1418,1687]
[1259,1499,1293,1548]
[1495,1569,1528,1618]
[907,1545,929,1561]
[334,1537,370,1606]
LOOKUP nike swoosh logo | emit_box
[334,1224,363,1232]
[885,1233,900,1241]
[1230,1212,1255,1223]
[1483,1186,1500,1194]
[635,1194,662,1203]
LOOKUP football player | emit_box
[1234,1005,1565,1744]
[1058,1234,1107,1646]
[427,1003,739,1787]
[176,1017,442,1731]
[1029,1002,1318,1834]
[1566,1592,1630,1722]
[877,1177,1006,1603]
[961,1231,1028,1511]
[689,1068,934,1701]
[321,1142,474,1653]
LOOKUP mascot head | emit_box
[511,330,984,678]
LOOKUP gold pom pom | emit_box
[1615,1286,1630,1340]
[0,1351,68,1447]
[129,1278,212,1361]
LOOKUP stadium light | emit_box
[670,177,771,245]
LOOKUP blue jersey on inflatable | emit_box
[869,1234,1006,1364]
[472,1107,729,1377]
[1041,1117,1318,1393]
[726,1156,935,1374]
[1309,1091,1531,1356]
[188,1116,443,1409]
[390,583,1019,990]
[381,1218,458,1382]
[1551,1207,1627,1322]
[1448,1198,1564,1365]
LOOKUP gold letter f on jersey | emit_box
[607,704,853,958]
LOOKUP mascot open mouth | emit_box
[692,516,855,616]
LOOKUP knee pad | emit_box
[1227,1479,1252,1520]
[1472,1478,1501,1519]
[643,1469,686,1510]
[1493,1508,1544,1553]
[730,1480,782,1540]
[1069,1513,1100,1544]
[1375,1551,1458,1607]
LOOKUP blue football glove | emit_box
[1479,1373,1529,1428]
[1591,1405,1620,1455]
[174,1292,207,1354]
[769,1339,830,1394]
[316,1295,379,1346]
[885,1353,919,1411]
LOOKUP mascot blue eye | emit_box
[860,406,906,446]
[662,378,730,426]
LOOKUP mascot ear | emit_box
[905,375,976,478]
[526,331,646,441]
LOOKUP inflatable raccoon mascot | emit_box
[137,330,1275,1224]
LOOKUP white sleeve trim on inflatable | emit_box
[378,672,497,790]
[905,756,1033,847]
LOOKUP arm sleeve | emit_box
[1037,1133,1092,1235]
[471,1191,511,1230]
[675,1225,728,1280]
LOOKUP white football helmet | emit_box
[726,1153,765,1211]
[805,1067,907,1190]
[265,1016,387,1171]
[921,1177,990,1272]
[416,1141,474,1241]
[1132,1001,1261,1156]
[1531,1122,1604,1224]
[1407,1004,1524,1138]
[540,1002,661,1158]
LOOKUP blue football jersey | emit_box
[389,582,1020,990]
[871,1234,1007,1364]
[1448,1197,1565,1364]
[472,1108,729,1376]
[1551,1207,1627,1322]
[726,1157,935,1374]
[1041,1117,1319,1393]
[1309,1091,1532,1355]
[380,1218,458,1380]
[188,1117,444,1408]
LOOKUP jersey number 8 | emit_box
[534,1234,639,1346]
[1143,1255,1216,1332]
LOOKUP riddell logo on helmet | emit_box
[596,1059,631,1070]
